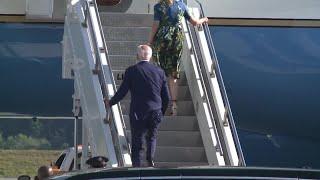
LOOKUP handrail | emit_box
[90,1,130,152]
[185,21,224,158]
[193,0,246,166]
[81,0,130,166]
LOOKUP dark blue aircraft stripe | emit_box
[0,23,64,43]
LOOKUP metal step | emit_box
[136,146,207,162]
[100,13,153,27]
[104,27,151,41]
[126,131,203,147]
[106,41,144,56]
[155,162,208,167]
[154,146,207,162]
[109,55,137,70]
[119,100,195,116]
[123,115,199,131]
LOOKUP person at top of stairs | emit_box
[106,45,170,167]
[148,0,208,116]
[96,0,121,6]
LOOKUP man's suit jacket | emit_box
[109,61,170,119]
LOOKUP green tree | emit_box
[4,134,51,149]
[31,120,43,138]
[0,132,4,148]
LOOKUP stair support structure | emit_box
[63,0,132,168]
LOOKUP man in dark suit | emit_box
[108,45,170,167]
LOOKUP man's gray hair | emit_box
[137,45,152,60]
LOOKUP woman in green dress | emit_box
[148,0,208,115]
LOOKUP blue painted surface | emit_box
[0,23,73,116]
[210,26,320,169]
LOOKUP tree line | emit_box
[0,119,78,150]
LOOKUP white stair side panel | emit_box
[182,19,225,166]
[64,2,118,167]
[191,8,240,166]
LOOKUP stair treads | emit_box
[106,41,144,56]
[154,161,208,168]
[109,55,137,70]
[126,131,203,147]
[104,27,151,41]
[100,13,153,27]
[119,100,195,116]
[123,115,199,131]
[154,146,207,162]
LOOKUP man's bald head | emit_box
[37,166,52,179]
[137,45,152,61]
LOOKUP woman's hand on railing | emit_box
[200,17,209,24]
[190,16,209,26]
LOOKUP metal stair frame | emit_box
[181,18,225,166]
[182,7,243,166]
[63,0,132,168]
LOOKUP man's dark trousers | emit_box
[130,109,162,167]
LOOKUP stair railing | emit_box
[81,0,131,167]
[185,18,238,166]
[187,0,246,166]
[184,20,225,162]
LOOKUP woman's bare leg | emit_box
[168,75,178,116]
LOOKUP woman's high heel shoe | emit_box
[171,100,178,116]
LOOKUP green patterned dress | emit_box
[152,1,191,79]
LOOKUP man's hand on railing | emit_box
[103,98,111,124]
[104,97,111,108]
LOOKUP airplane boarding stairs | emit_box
[63,0,245,169]
[101,12,208,167]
